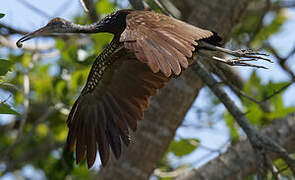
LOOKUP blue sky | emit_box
[1,0,295,178]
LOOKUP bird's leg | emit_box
[198,51,269,69]
[198,41,273,69]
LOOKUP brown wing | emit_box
[120,10,214,77]
[65,48,169,168]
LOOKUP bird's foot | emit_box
[211,56,269,69]
[232,49,273,63]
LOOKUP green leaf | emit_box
[224,112,240,143]
[0,103,19,115]
[168,138,200,157]
[71,68,89,89]
[96,0,115,14]
[56,80,68,98]
[0,59,13,76]
[0,13,5,19]
[251,10,288,47]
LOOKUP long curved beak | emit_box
[16,26,50,48]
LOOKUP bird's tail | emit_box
[199,31,222,48]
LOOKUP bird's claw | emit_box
[233,49,273,63]
[226,57,268,69]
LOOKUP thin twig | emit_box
[80,0,89,12]
[265,43,295,80]
[54,0,74,17]
[80,0,99,22]
[246,0,271,46]
[262,82,293,102]
[0,23,28,35]
[151,0,172,17]
[265,155,282,180]
[17,0,52,18]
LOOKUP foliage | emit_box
[0,56,19,115]
[225,71,295,143]
[0,103,19,115]
[168,138,200,158]
[0,59,13,76]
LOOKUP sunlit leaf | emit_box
[168,139,200,157]
[56,80,68,98]
[71,68,89,89]
[0,59,13,76]
[96,0,115,14]
[54,128,68,142]
[36,123,49,137]
[0,103,19,115]
[251,10,288,47]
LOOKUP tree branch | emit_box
[0,23,28,35]
[129,0,145,10]
[0,35,55,51]
[80,0,99,22]
[177,112,295,180]
[3,142,63,174]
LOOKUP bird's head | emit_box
[17,10,133,48]
[16,17,75,48]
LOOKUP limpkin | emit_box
[17,9,270,168]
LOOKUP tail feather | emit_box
[201,31,222,47]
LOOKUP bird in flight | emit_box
[17,9,270,168]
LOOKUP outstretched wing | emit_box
[120,10,214,77]
[66,10,220,168]
[65,47,169,168]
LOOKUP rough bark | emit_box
[177,112,295,180]
[96,1,251,179]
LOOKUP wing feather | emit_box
[120,10,215,77]
[66,10,221,168]
[66,49,169,167]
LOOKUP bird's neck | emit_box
[70,10,131,35]
[70,23,101,34]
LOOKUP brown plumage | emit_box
[16,9,223,168]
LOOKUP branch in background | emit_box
[3,142,64,174]
[0,35,55,51]
[151,0,171,16]
[17,0,52,18]
[264,43,295,80]
[248,0,295,13]
[177,113,295,180]
[192,59,295,179]
[246,0,271,46]
[0,23,28,35]
[266,155,282,180]
[80,0,99,22]
[158,0,181,19]
[54,0,74,17]
[129,0,145,10]
[0,33,91,52]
